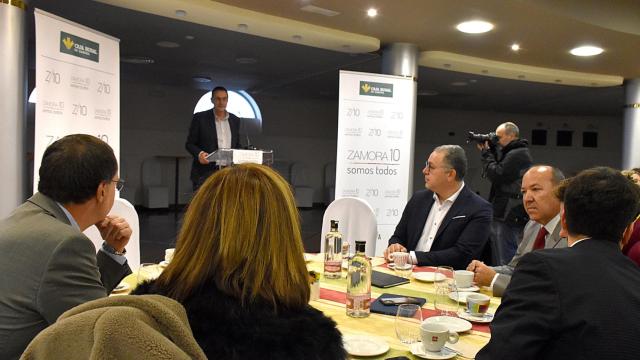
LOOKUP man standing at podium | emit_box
[186,86,241,190]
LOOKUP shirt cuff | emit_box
[100,243,128,266]
[410,251,418,265]
[489,273,500,289]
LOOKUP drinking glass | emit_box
[136,263,162,285]
[434,266,459,316]
[395,304,423,344]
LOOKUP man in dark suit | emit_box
[384,145,492,269]
[477,167,640,360]
[0,135,132,359]
[186,86,242,190]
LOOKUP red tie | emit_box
[532,226,548,250]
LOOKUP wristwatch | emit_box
[102,243,127,256]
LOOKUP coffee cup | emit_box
[420,323,459,352]
[454,270,474,288]
[165,248,175,263]
[391,251,410,269]
[466,293,490,316]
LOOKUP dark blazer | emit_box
[388,185,492,269]
[477,239,640,360]
[0,193,131,359]
[132,279,346,360]
[185,109,241,182]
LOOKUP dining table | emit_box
[112,254,501,360]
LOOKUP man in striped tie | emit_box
[467,165,566,296]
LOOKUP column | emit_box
[381,43,419,191]
[0,0,27,218]
[622,79,640,170]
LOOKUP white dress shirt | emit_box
[410,182,465,264]
[214,111,232,149]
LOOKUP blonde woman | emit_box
[133,164,345,359]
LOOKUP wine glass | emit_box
[434,266,459,316]
[395,304,423,344]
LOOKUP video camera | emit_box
[466,131,499,145]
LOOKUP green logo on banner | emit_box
[59,31,99,62]
[359,81,393,97]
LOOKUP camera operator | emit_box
[476,122,532,265]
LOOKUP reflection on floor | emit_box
[138,208,325,263]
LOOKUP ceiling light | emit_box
[156,41,180,48]
[451,81,468,86]
[570,45,603,57]
[456,20,494,34]
[511,43,520,52]
[292,34,303,41]
[418,90,439,96]
[175,9,187,17]
[192,76,211,83]
[185,35,195,40]
[367,8,378,17]
[300,4,340,17]
[235,57,257,64]
[237,23,248,31]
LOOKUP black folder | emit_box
[371,270,410,288]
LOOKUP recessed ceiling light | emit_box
[511,43,520,52]
[235,57,257,64]
[469,79,477,83]
[156,41,180,48]
[367,8,378,17]
[192,76,211,83]
[451,81,468,86]
[185,35,195,40]
[292,34,303,41]
[175,9,187,17]
[418,90,439,96]
[237,23,249,31]
[456,20,494,34]
[300,4,340,17]
[570,45,603,57]
[121,56,155,64]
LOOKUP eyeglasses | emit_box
[425,162,452,173]
[111,179,125,191]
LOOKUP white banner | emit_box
[34,9,120,193]
[336,70,416,256]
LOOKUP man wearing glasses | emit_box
[0,134,132,359]
[384,145,492,269]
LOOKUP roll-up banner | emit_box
[336,70,416,256]
[34,9,120,194]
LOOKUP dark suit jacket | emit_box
[0,193,131,359]
[478,239,640,360]
[185,109,241,182]
[388,186,492,269]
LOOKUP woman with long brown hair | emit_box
[133,164,345,359]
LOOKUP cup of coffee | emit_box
[466,293,491,316]
[391,251,410,269]
[165,248,175,263]
[420,323,459,352]
[454,270,474,288]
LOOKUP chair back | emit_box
[83,198,141,269]
[321,197,378,257]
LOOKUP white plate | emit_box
[159,260,170,267]
[410,343,457,359]
[413,272,446,282]
[303,253,314,262]
[449,291,478,304]
[423,316,472,333]
[458,310,494,323]
[456,285,479,292]
[112,283,130,292]
[342,334,389,357]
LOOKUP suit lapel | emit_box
[433,186,469,241]
[547,218,566,249]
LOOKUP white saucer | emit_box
[389,263,413,270]
[413,272,446,282]
[342,334,389,357]
[112,283,130,292]
[410,343,456,359]
[458,310,494,323]
[456,285,480,292]
[450,291,477,304]
[423,316,472,333]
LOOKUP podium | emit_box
[205,148,274,166]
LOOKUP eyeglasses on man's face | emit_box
[424,162,452,173]
[111,179,125,191]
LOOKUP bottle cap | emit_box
[355,241,366,252]
[330,220,339,229]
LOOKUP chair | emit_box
[83,198,141,270]
[290,162,314,208]
[320,197,378,257]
